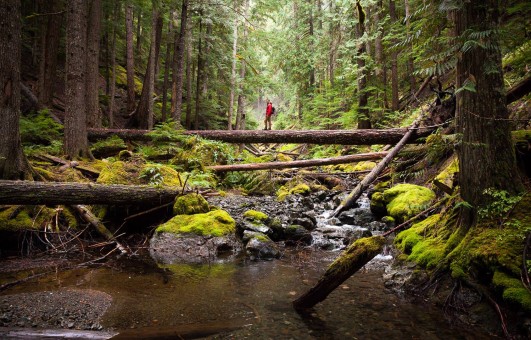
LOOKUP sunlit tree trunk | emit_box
[135,6,158,130]
[0,0,31,179]
[389,0,399,111]
[454,0,523,217]
[64,0,91,159]
[125,3,136,114]
[171,0,189,125]
[86,0,102,128]
[228,3,238,130]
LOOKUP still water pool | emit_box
[40,248,494,339]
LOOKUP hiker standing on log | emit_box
[264,99,273,130]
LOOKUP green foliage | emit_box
[477,188,523,224]
[20,109,63,146]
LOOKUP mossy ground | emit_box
[276,182,311,201]
[173,193,210,215]
[0,206,77,232]
[395,192,531,313]
[156,210,236,237]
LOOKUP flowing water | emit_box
[1,196,497,339]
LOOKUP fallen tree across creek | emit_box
[207,152,388,172]
[0,180,182,206]
[87,127,434,145]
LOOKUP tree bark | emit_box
[0,180,182,205]
[404,0,416,94]
[38,0,63,108]
[356,1,371,129]
[86,0,102,128]
[389,0,399,111]
[87,127,433,145]
[161,17,173,122]
[185,16,193,129]
[135,7,158,130]
[236,0,249,130]
[153,13,163,79]
[64,0,91,159]
[194,17,204,130]
[454,1,523,210]
[228,4,238,130]
[0,0,31,180]
[171,0,189,125]
[125,4,136,115]
[108,1,119,128]
[208,152,388,172]
[293,236,385,310]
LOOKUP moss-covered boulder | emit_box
[277,183,311,201]
[373,184,435,222]
[173,193,210,215]
[97,161,139,185]
[352,161,377,171]
[242,230,281,260]
[493,271,531,313]
[150,210,241,264]
[239,210,272,235]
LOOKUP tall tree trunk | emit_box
[328,1,336,86]
[389,0,399,111]
[171,0,189,125]
[194,17,204,130]
[135,9,142,54]
[308,0,315,90]
[135,7,158,130]
[108,1,119,128]
[125,4,136,114]
[356,1,371,129]
[0,0,30,180]
[454,1,523,213]
[404,0,415,94]
[200,22,212,129]
[153,13,163,79]
[65,0,91,159]
[228,4,238,130]
[38,0,62,108]
[236,0,249,130]
[161,19,173,122]
[86,0,102,128]
[185,17,193,129]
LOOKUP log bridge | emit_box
[88,127,434,145]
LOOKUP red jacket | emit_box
[266,103,273,116]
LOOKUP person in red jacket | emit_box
[264,99,273,130]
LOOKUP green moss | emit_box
[90,136,127,156]
[493,271,531,311]
[395,214,441,253]
[113,64,143,95]
[0,207,35,231]
[140,163,183,187]
[276,153,293,162]
[433,157,458,193]
[156,210,235,237]
[329,236,386,272]
[97,161,139,185]
[352,161,377,171]
[173,193,210,215]
[243,210,269,222]
[408,238,445,269]
[0,206,73,232]
[511,129,531,143]
[373,181,391,192]
[383,184,435,222]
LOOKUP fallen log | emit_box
[207,152,388,172]
[35,154,101,178]
[0,180,181,205]
[506,75,531,105]
[292,236,386,310]
[87,128,434,145]
[331,115,424,217]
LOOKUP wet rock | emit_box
[243,231,281,260]
[150,233,242,264]
[338,208,375,227]
[239,220,272,235]
[284,225,313,245]
[290,217,316,231]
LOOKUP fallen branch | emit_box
[207,152,388,172]
[70,205,128,254]
[331,115,425,217]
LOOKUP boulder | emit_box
[284,224,313,245]
[173,193,210,215]
[370,184,435,222]
[243,230,281,260]
[150,209,241,263]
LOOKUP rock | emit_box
[243,231,281,260]
[150,209,242,263]
[173,193,210,215]
[290,217,316,231]
[284,225,313,245]
[338,207,375,227]
[239,210,273,235]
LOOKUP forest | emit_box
[0,0,530,338]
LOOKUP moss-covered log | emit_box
[208,152,388,172]
[293,236,385,310]
[87,128,434,145]
[0,180,181,205]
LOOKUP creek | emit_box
[0,194,495,339]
